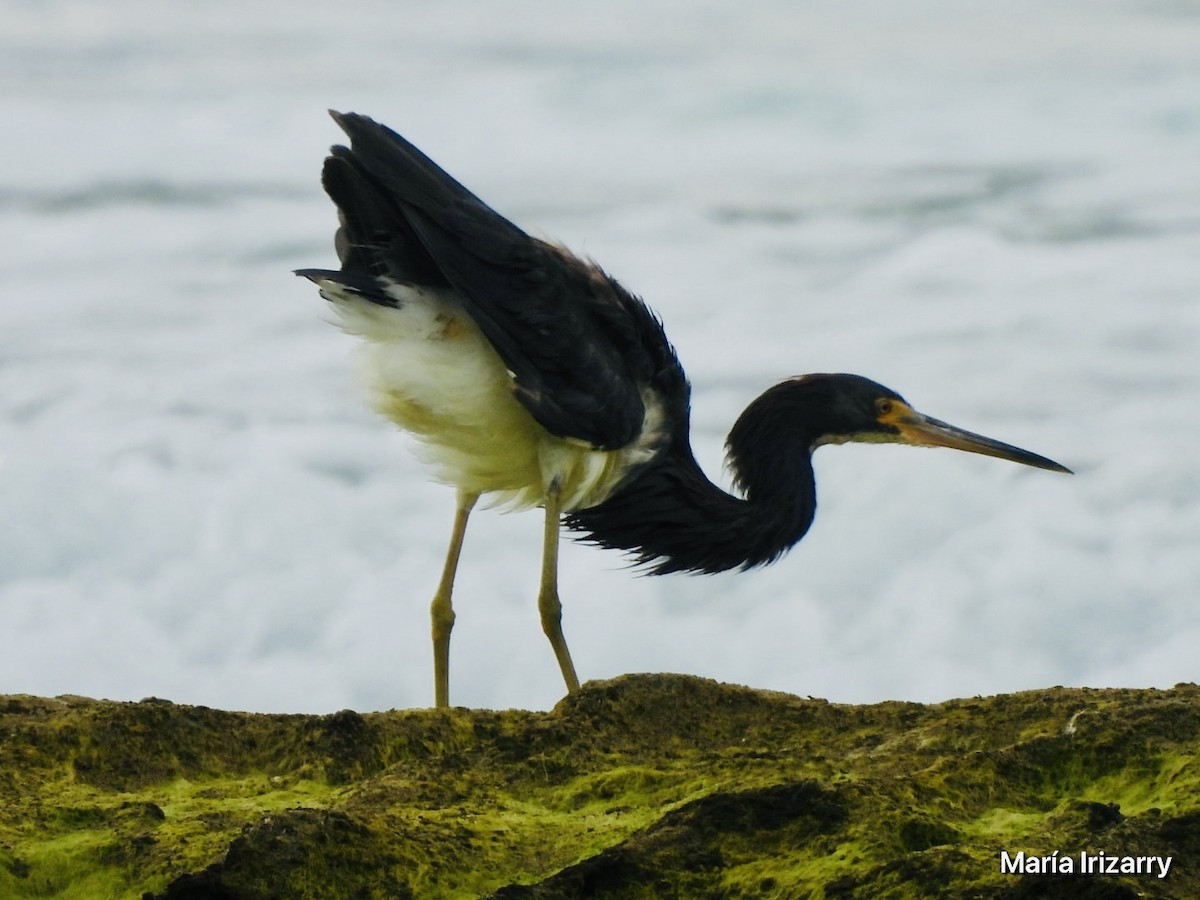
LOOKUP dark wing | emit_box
[303,110,659,451]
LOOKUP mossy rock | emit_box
[1,675,1197,898]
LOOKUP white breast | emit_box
[317,277,665,511]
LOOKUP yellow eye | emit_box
[875,398,893,417]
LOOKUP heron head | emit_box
[802,373,1072,473]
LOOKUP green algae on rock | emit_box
[1,676,1198,898]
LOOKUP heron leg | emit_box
[430,489,479,708]
[538,483,581,694]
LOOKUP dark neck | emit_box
[563,406,819,575]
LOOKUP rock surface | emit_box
[1,675,1197,898]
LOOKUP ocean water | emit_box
[2,0,1198,712]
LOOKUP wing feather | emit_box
[321,111,653,450]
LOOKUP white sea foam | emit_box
[1,0,1197,712]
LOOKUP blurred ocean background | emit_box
[2,0,1197,713]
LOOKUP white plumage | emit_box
[315,274,665,513]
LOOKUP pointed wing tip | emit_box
[293,268,338,282]
[328,110,379,140]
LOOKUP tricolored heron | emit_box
[297,111,1071,708]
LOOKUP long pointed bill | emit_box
[892,409,1073,474]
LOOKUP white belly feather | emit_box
[318,278,662,511]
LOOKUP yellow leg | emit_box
[431,490,479,709]
[538,484,581,695]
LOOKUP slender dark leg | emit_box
[538,484,581,694]
[431,489,479,708]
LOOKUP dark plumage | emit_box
[303,113,658,451]
[298,111,1070,707]
[568,374,910,574]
